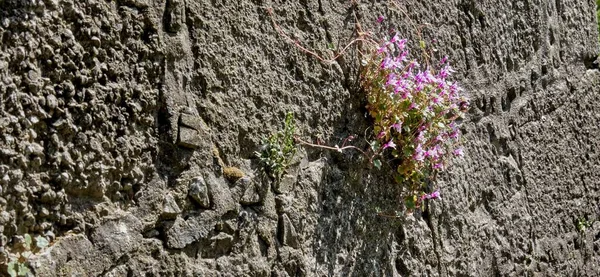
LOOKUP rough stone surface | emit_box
[188,176,211,208]
[0,0,599,276]
[238,177,261,205]
[162,192,181,218]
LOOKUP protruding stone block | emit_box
[162,193,181,218]
[177,113,208,149]
[278,214,299,248]
[188,176,210,208]
[238,177,260,205]
[179,113,204,131]
[177,126,203,149]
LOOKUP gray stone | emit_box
[28,234,110,277]
[177,126,203,149]
[209,232,234,254]
[189,176,211,208]
[179,113,205,131]
[204,173,238,213]
[46,94,58,110]
[162,193,181,218]
[274,174,295,195]
[165,214,213,249]
[238,177,261,205]
[277,214,299,248]
[90,214,142,260]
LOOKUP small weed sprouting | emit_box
[577,217,593,233]
[255,112,297,180]
[597,0,600,44]
[7,234,50,277]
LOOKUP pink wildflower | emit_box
[382,139,396,150]
[438,64,454,79]
[453,147,464,157]
[440,56,448,64]
[395,39,408,50]
[416,131,425,142]
[421,190,441,200]
[386,73,397,87]
[391,122,403,132]
[429,190,441,199]
[413,144,425,162]
[377,42,390,54]
[377,15,385,23]
[449,131,460,139]
[381,56,393,69]
[396,51,408,63]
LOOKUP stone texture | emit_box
[162,193,181,218]
[278,214,300,248]
[177,126,204,149]
[238,177,261,205]
[0,0,598,276]
[165,214,213,249]
[188,176,211,208]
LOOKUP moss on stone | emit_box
[223,167,244,182]
[212,145,225,168]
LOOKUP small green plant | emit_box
[577,217,593,233]
[6,234,49,277]
[255,112,297,180]
[597,0,600,45]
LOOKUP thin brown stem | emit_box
[294,136,371,157]
[266,7,378,64]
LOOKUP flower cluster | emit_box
[360,33,469,209]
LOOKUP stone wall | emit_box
[0,0,599,276]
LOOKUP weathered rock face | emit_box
[0,0,599,276]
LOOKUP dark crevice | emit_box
[422,203,443,276]
[583,54,599,70]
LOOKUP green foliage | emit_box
[255,112,297,180]
[577,217,593,233]
[6,234,49,277]
[597,0,600,44]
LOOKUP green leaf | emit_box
[21,251,32,259]
[419,40,426,49]
[36,236,49,249]
[405,196,416,209]
[17,263,30,276]
[24,234,32,249]
[7,261,17,277]
[370,141,380,152]
[394,174,403,184]
[373,159,382,170]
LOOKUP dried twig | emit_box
[266,7,377,64]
